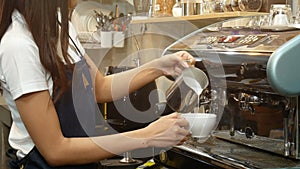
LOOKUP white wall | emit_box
[78,0,135,15]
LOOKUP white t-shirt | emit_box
[0,10,85,159]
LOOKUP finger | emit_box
[176,140,185,146]
[178,59,189,68]
[179,51,196,66]
[161,112,180,120]
[174,132,190,146]
[176,61,187,70]
[180,51,193,61]
[169,126,190,145]
[178,136,189,145]
[174,125,190,137]
[171,52,189,68]
[176,117,190,129]
[174,66,183,76]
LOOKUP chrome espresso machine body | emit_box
[155,16,300,168]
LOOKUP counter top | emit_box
[155,137,300,168]
[131,12,268,24]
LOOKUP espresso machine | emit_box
[154,15,300,168]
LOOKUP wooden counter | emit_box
[131,12,268,24]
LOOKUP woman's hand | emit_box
[155,51,195,77]
[142,113,190,147]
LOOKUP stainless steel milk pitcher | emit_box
[165,67,209,113]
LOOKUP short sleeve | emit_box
[0,32,50,100]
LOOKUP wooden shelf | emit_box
[131,12,268,24]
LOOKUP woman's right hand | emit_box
[142,113,190,147]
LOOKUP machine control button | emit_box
[159,150,168,163]
[245,127,255,139]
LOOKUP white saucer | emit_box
[288,24,300,29]
[260,25,295,31]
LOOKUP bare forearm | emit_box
[94,51,193,102]
[56,113,188,166]
[16,90,150,167]
[16,90,188,167]
[95,59,163,102]
[46,130,148,166]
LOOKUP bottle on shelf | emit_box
[172,0,183,16]
[238,0,262,12]
[223,0,233,12]
[230,0,241,11]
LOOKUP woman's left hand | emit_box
[155,51,195,77]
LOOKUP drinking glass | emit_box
[134,0,151,16]
[294,5,300,24]
[269,4,292,26]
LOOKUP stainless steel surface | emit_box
[158,16,300,168]
[157,137,300,168]
[165,67,209,113]
[213,130,285,155]
[120,152,137,163]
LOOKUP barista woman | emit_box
[0,0,192,168]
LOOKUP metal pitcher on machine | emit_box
[165,67,209,113]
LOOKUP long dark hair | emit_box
[0,0,73,101]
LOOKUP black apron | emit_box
[8,57,101,169]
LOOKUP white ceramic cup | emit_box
[181,113,217,143]
[273,14,289,25]
[100,31,113,48]
[113,31,125,48]
[269,4,292,26]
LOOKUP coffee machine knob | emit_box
[245,127,255,139]
[159,150,168,163]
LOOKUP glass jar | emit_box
[172,0,183,16]
[238,0,262,12]
[134,0,151,15]
[230,0,240,11]
[208,0,224,13]
[151,0,175,17]
[269,4,292,25]
[223,0,233,12]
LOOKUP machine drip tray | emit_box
[155,136,300,168]
[100,158,143,169]
[213,130,284,156]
